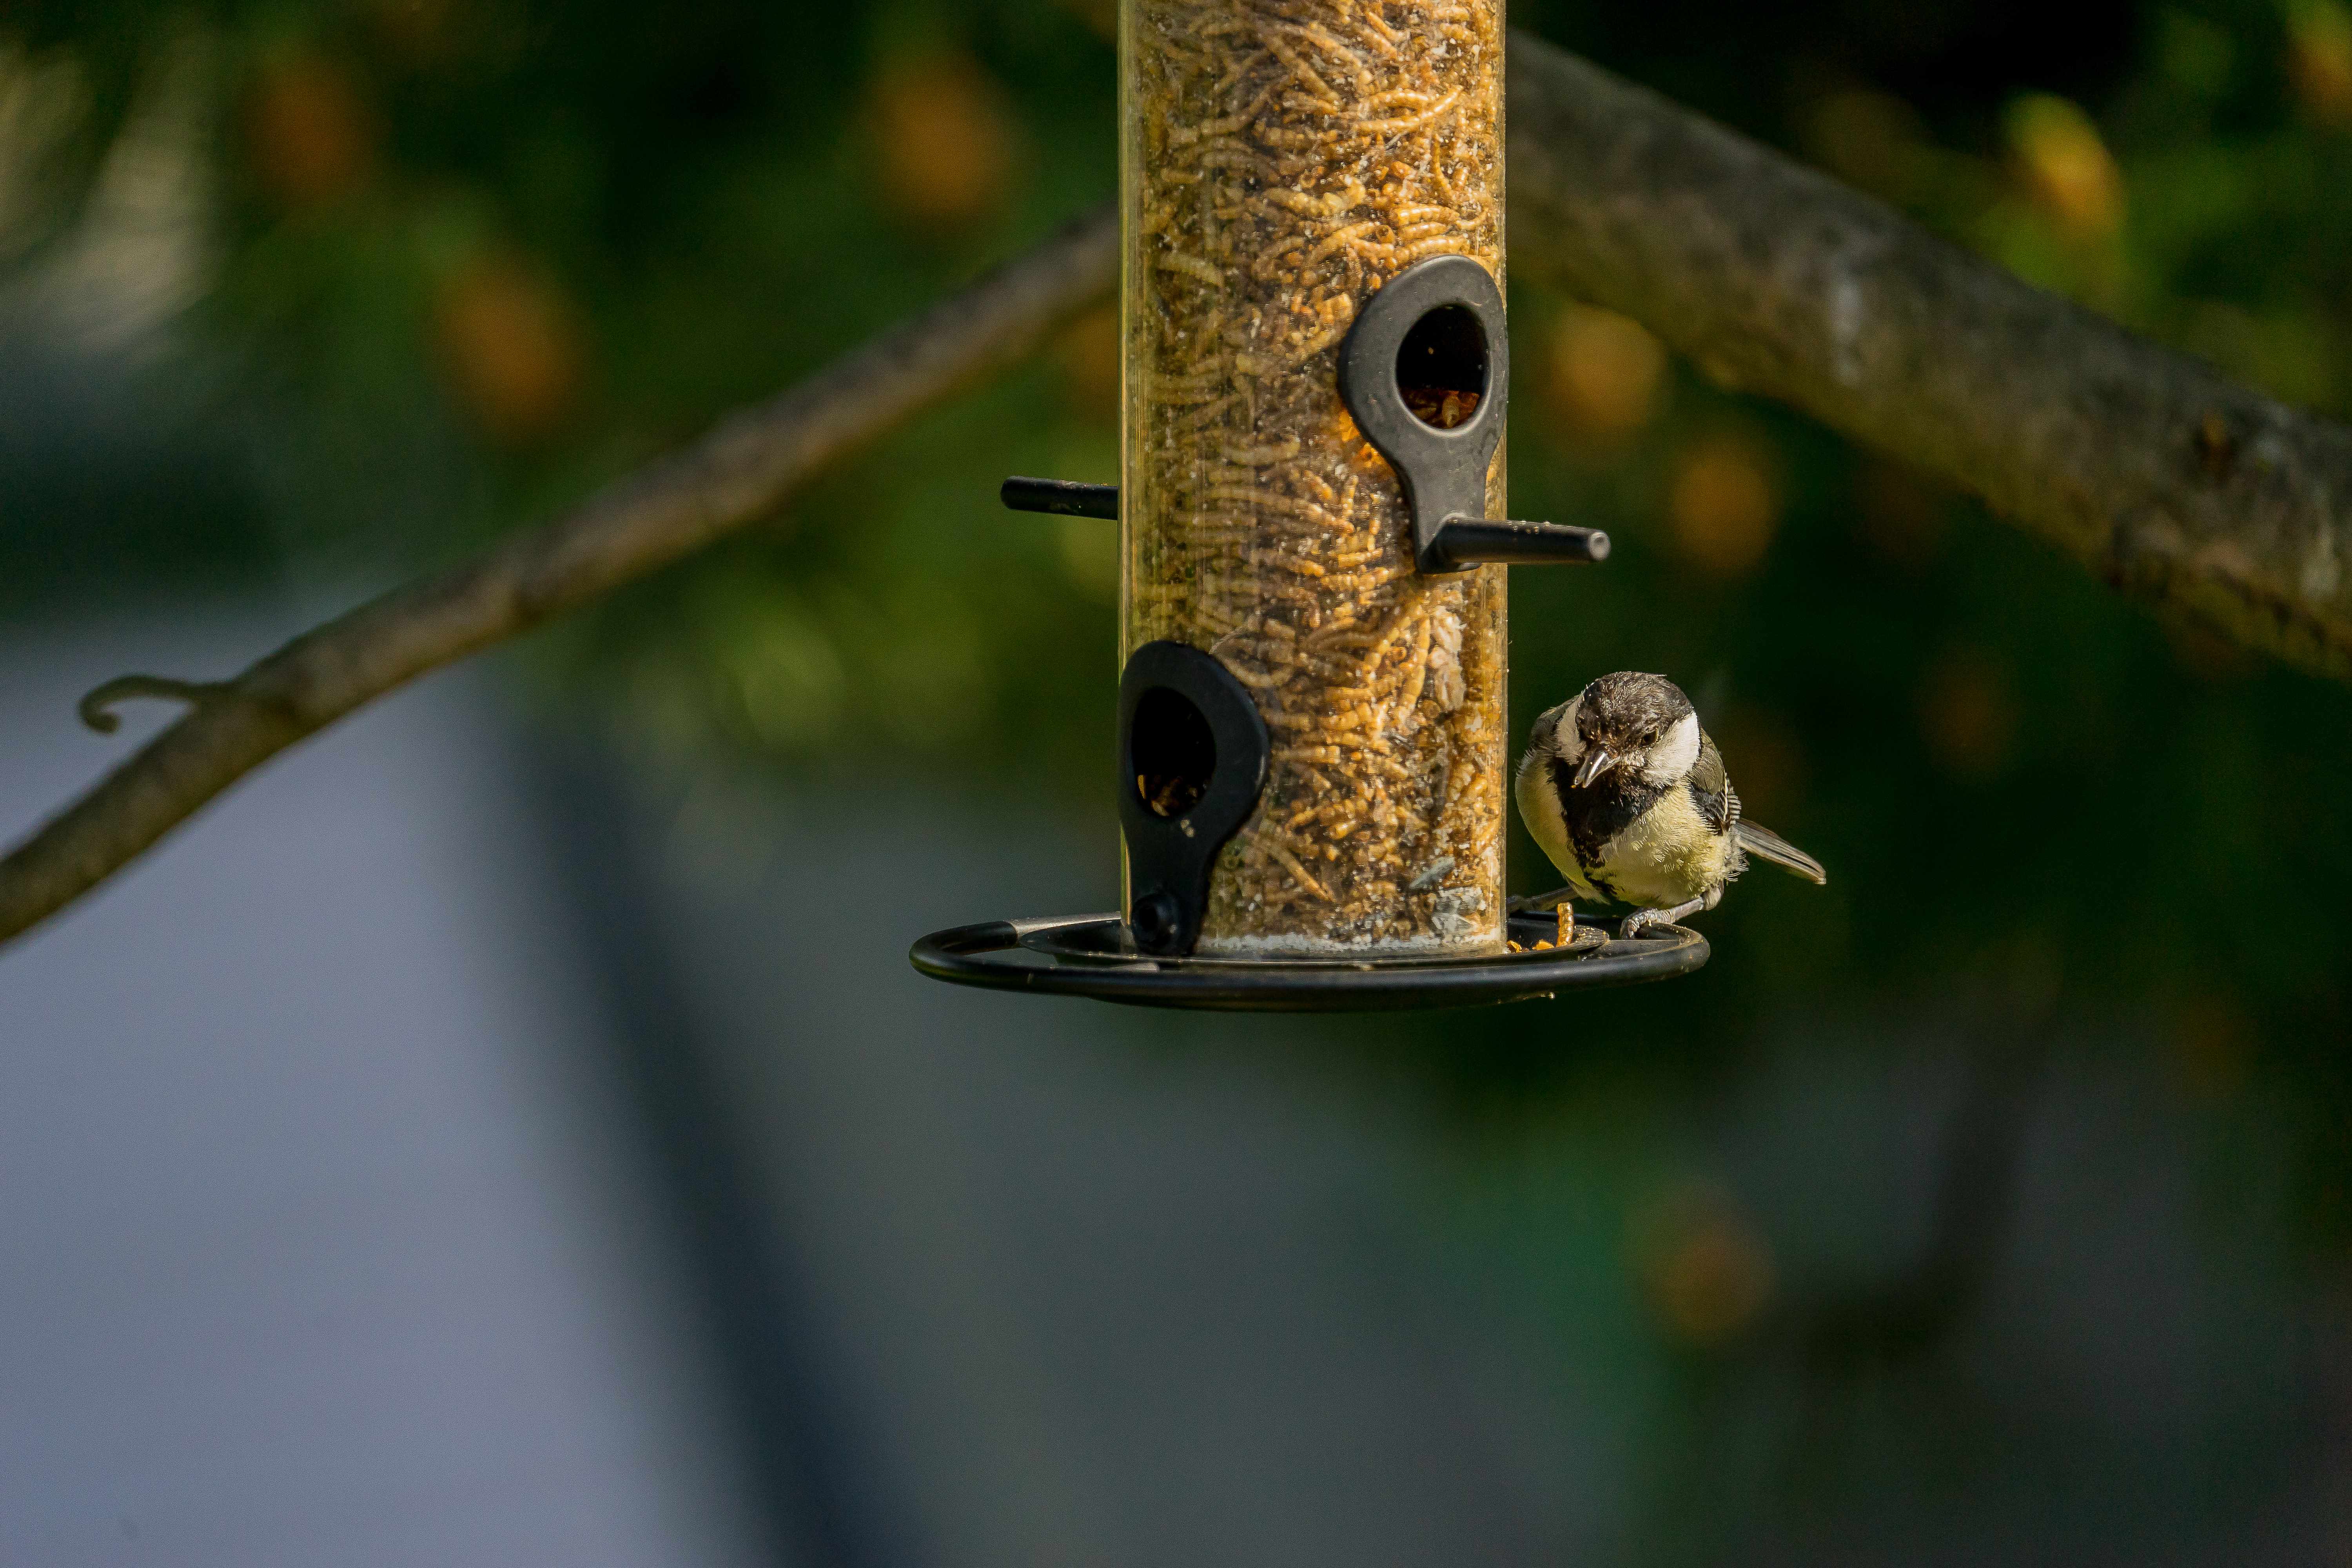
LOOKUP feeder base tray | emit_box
[910,909,1707,1012]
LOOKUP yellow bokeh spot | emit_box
[1546,302,1665,446]
[1667,432,1781,576]
[434,254,586,446]
[2005,93,2124,238]
[2290,0,2352,125]
[1632,1180,1777,1349]
[869,51,1018,231]
[244,54,378,210]
[1055,305,1121,422]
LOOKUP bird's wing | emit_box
[1687,729,1738,836]
[1733,821,1827,884]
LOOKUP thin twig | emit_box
[76,675,232,733]
[0,206,1118,944]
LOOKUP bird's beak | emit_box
[1572,748,1615,789]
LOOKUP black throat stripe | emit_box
[1549,752,1666,876]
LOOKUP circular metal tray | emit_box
[909,908,1707,1012]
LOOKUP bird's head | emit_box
[1537,671,1700,791]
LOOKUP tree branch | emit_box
[0,206,1118,944]
[9,39,2352,949]
[1508,36,2352,678]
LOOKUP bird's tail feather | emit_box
[1735,822,1827,884]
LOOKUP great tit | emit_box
[1514,671,1826,938]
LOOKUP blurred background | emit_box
[3,0,2351,1561]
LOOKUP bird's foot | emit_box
[1618,898,1705,940]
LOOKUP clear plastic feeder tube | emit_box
[1120,0,1508,954]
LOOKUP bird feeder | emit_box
[911,0,1706,1009]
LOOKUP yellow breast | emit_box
[1593,786,1732,907]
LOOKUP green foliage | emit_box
[6,0,2348,1068]
[8,0,2352,1541]
[4,0,2346,1049]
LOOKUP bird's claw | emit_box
[1617,898,1704,941]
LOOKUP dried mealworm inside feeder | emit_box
[1121,0,1506,955]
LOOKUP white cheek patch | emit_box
[1550,695,1585,760]
[1642,711,1700,784]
